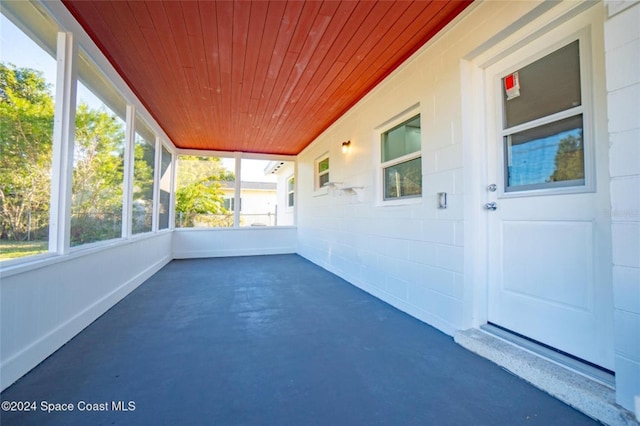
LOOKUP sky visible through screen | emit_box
[1,14,102,110]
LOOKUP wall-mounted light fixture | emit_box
[341,140,351,154]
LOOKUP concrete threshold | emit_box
[455,328,638,426]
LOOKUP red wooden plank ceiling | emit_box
[63,0,472,155]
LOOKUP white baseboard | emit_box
[173,247,296,259]
[0,255,171,391]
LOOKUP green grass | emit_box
[0,240,48,260]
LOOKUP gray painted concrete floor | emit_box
[1,255,599,425]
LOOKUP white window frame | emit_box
[286,175,295,209]
[375,106,423,206]
[0,0,177,272]
[494,29,595,199]
[314,153,330,195]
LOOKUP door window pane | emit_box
[384,157,422,200]
[505,115,584,191]
[503,41,581,129]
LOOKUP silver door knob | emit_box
[484,202,498,211]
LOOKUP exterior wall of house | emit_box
[220,185,279,226]
[297,0,639,411]
[604,0,640,411]
[298,0,540,336]
[0,232,172,391]
[275,163,296,226]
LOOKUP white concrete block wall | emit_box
[296,2,535,335]
[0,233,172,391]
[298,0,640,412]
[275,162,295,226]
[605,0,640,412]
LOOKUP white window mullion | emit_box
[293,161,298,226]
[234,153,241,228]
[169,152,177,229]
[501,105,584,137]
[122,105,135,238]
[151,137,161,232]
[380,151,422,171]
[49,31,77,255]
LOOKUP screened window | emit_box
[381,115,422,200]
[175,156,234,228]
[315,156,330,190]
[502,40,585,192]
[132,116,155,234]
[71,53,126,246]
[0,12,57,260]
[158,146,172,230]
[240,159,278,227]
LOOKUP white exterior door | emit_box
[484,12,614,370]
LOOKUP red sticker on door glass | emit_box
[504,71,520,100]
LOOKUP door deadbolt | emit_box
[484,202,498,211]
[487,184,497,192]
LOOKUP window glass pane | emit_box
[319,173,330,187]
[71,74,126,246]
[287,176,295,208]
[158,146,171,230]
[241,159,294,227]
[503,41,581,129]
[318,158,329,173]
[382,115,421,163]
[316,156,329,189]
[0,14,56,260]
[383,157,422,200]
[505,115,584,191]
[132,116,155,234]
[175,156,234,228]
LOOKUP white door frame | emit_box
[461,1,611,336]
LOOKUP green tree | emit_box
[0,63,54,241]
[71,104,125,244]
[175,156,234,227]
[550,131,584,182]
[132,138,155,233]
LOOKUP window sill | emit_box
[376,196,423,207]
[312,187,329,197]
[174,226,297,232]
[0,232,170,279]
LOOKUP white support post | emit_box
[234,153,242,228]
[169,152,177,229]
[49,31,77,255]
[122,105,135,238]
[293,159,298,226]
[152,137,161,232]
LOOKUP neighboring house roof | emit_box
[220,181,276,191]
[264,161,288,175]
